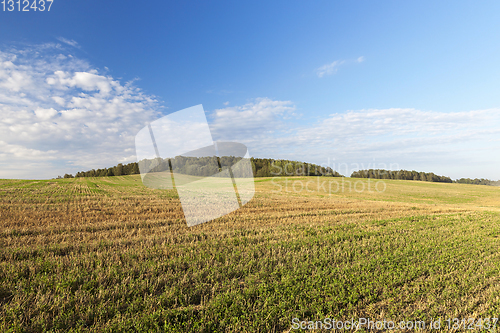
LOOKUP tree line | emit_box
[351,169,499,186]
[254,158,342,177]
[351,169,453,183]
[454,178,500,186]
[68,162,140,178]
[59,162,499,186]
[61,157,344,179]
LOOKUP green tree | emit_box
[114,163,123,176]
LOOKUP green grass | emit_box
[1,176,500,332]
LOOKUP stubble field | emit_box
[1,175,500,332]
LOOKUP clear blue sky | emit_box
[1,1,500,179]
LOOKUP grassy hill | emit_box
[1,176,500,332]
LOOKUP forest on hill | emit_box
[62,157,343,179]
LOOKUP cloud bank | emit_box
[0,43,160,179]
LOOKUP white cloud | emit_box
[34,107,59,121]
[0,140,58,160]
[316,60,345,78]
[47,70,118,95]
[0,44,161,179]
[52,96,66,106]
[316,56,365,77]
[56,37,80,48]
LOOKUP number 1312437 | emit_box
[2,0,53,11]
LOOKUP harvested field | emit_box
[1,175,500,332]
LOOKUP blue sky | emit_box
[1,1,500,179]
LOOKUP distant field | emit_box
[1,175,500,332]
